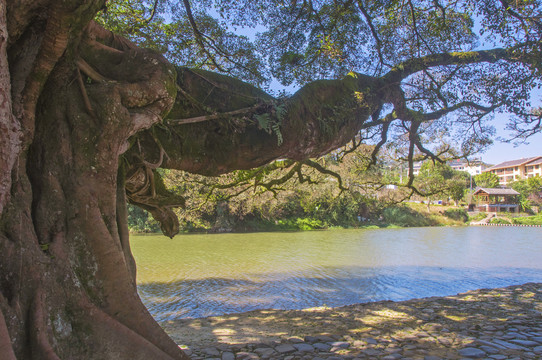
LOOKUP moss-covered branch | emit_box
[126,69,381,177]
[383,46,530,85]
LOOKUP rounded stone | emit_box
[330,341,350,349]
[222,352,235,360]
[313,342,332,351]
[293,343,315,353]
[275,344,296,354]
[458,347,486,358]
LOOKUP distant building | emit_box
[409,158,486,177]
[448,158,487,176]
[483,156,542,185]
[525,158,542,178]
[410,161,422,176]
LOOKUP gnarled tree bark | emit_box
[1,1,188,357]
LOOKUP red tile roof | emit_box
[527,158,542,166]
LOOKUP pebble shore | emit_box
[162,283,542,360]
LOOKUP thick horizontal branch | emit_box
[148,69,380,176]
[383,47,519,84]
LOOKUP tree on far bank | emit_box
[415,162,455,210]
[510,176,542,211]
[474,172,501,188]
[1,0,542,359]
[447,178,467,206]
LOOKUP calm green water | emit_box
[131,226,542,321]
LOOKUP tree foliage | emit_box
[474,171,501,188]
[509,176,542,210]
[158,144,405,231]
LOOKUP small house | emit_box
[473,187,520,213]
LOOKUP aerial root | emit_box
[76,58,110,83]
[0,307,16,360]
[30,287,61,360]
[76,67,96,117]
[78,298,188,359]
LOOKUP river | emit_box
[131,226,542,321]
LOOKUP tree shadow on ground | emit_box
[163,283,542,358]
[138,267,542,358]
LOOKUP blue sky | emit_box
[482,126,542,165]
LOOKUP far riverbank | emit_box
[162,283,542,359]
[130,201,542,234]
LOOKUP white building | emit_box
[448,159,487,176]
[484,156,542,185]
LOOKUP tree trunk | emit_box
[0,5,188,357]
[0,2,382,358]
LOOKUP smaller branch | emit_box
[142,146,165,169]
[167,103,266,125]
[356,0,389,68]
[405,121,420,188]
[192,160,298,197]
[499,0,542,33]
[419,102,500,121]
[218,185,254,201]
[257,162,301,191]
[338,137,363,160]
[407,0,434,56]
[413,135,445,163]
[368,122,391,167]
[432,0,446,21]
[360,111,397,130]
[504,112,542,141]
[144,0,160,24]
[182,0,227,72]
[296,166,317,185]
[302,159,346,191]
[421,69,449,108]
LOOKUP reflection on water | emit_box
[131,227,542,321]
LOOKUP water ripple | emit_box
[132,227,542,321]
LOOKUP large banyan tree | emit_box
[1,0,541,358]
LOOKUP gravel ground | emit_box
[161,283,542,359]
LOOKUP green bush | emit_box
[512,214,542,225]
[277,217,327,230]
[127,205,161,233]
[381,206,433,227]
[490,217,511,225]
[443,208,468,222]
[468,212,487,222]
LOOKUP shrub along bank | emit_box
[488,213,542,226]
[127,194,471,234]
